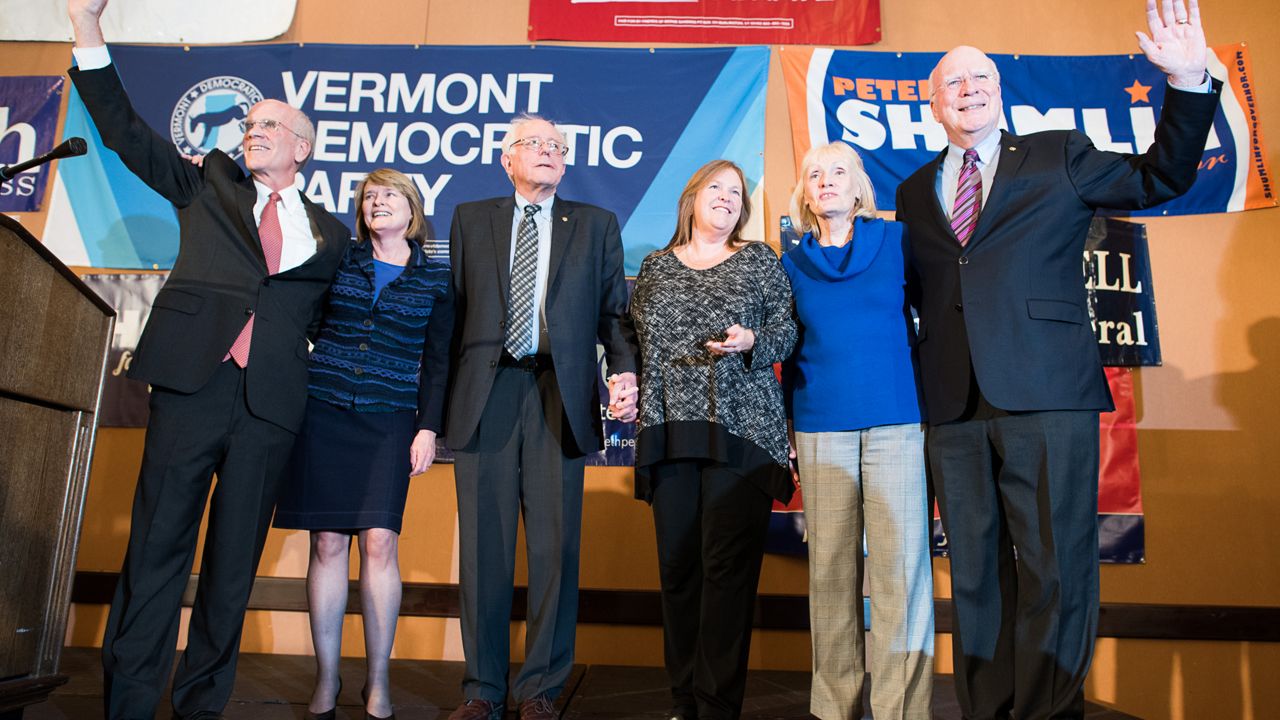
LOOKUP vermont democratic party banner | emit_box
[528,0,881,46]
[45,44,768,273]
[0,76,64,212]
[781,44,1275,215]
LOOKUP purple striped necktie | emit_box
[951,148,982,247]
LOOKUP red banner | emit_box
[528,0,881,46]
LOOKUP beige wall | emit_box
[5,1,1279,718]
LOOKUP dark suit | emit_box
[446,195,635,705]
[896,82,1220,719]
[70,63,347,719]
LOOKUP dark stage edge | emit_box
[23,647,1140,719]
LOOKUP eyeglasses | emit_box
[510,137,570,157]
[240,118,306,140]
[935,71,998,95]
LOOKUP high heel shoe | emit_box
[361,684,396,720]
[304,678,342,720]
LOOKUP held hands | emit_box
[607,371,638,423]
[1136,0,1209,87]
[409,429,437,476]
[705,324,755,356]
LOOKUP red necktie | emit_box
[951,149,982,247]
[226,192,284,367]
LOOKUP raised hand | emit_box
[68,0,108,19]
[1136,0,1209,87]
[68,0,109,47]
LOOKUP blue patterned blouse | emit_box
[307,239,454,432]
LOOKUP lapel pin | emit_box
[1008,146,1017,151]
[561,216,568,222]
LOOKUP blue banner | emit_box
[781,45,1275,216]
[0,76,64,212]
[46,44,768,271]
[1086,218,1162,367]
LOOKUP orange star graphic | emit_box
[1124,79,1152,104]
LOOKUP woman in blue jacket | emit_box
[274,169,454,720]
[781,142,933,720]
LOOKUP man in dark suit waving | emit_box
[895,1,1220,717]
[68,2,348,718]
[445,115,637,720]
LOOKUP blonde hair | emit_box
[789,142,877,240]
[354,168,427,246]
[661,159,753,253]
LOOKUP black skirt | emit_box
[273,396,415,533]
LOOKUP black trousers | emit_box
[928,408,1100,720]
[102,362,297,719]
[649,459,775,720]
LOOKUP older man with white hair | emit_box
[895,1,1220,717]
[444,114,638,720]
[67,1,349,718]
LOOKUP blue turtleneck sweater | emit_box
[780,217,926,432]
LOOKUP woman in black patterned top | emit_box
[627,159,796,720]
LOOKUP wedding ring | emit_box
[1176,19,1190,24]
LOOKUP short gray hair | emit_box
[500,113,563,153]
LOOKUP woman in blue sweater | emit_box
[274,169,454,720]
[781,142,933,720]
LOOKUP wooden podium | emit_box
[0,215,114,717]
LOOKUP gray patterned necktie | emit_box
[504,203,541,357]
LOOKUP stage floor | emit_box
[26,647,1140,719]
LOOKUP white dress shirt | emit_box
[252,179,318,273]
[935,127,1002,220]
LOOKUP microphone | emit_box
[0,137,88,181]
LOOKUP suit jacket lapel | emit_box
[967,131,1028,249]
[234,176,269,270]
[490,197,516,310]
[545,198,575,297]
[918,148,954,243]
